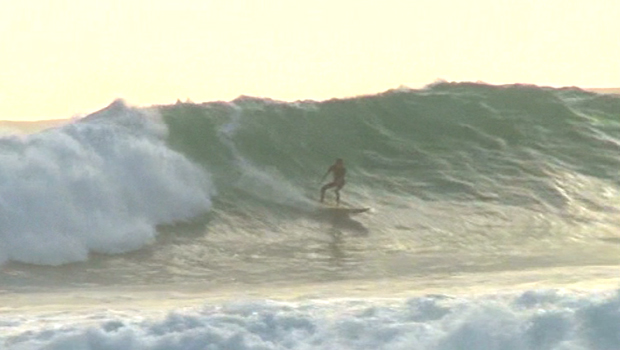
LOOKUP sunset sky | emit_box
[1,0,619,120]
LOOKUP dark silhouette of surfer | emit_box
[320,158,346,205]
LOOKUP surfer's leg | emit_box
[320,182,335,202]
[334,181,344,206]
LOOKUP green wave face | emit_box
[161,83,620,211]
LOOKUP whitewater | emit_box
[1,82,619,350]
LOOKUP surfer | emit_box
[320,158,346,205]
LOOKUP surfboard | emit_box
[322,207,370,214]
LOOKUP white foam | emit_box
[2,289,619,350]
[0,101,215,265]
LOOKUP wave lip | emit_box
[0,101,215,266]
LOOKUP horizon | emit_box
[2,0,619,121]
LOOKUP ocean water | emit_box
[1,82,619,350]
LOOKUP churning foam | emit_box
[0,101,215,265]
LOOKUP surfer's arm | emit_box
[321,166,333,181]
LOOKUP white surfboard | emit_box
[322,206,370,214]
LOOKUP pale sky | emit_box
[1,0,619,120]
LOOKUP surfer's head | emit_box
[336,158,343,165]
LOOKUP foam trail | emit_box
[0,101,214,266]
[218,103,315,209]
